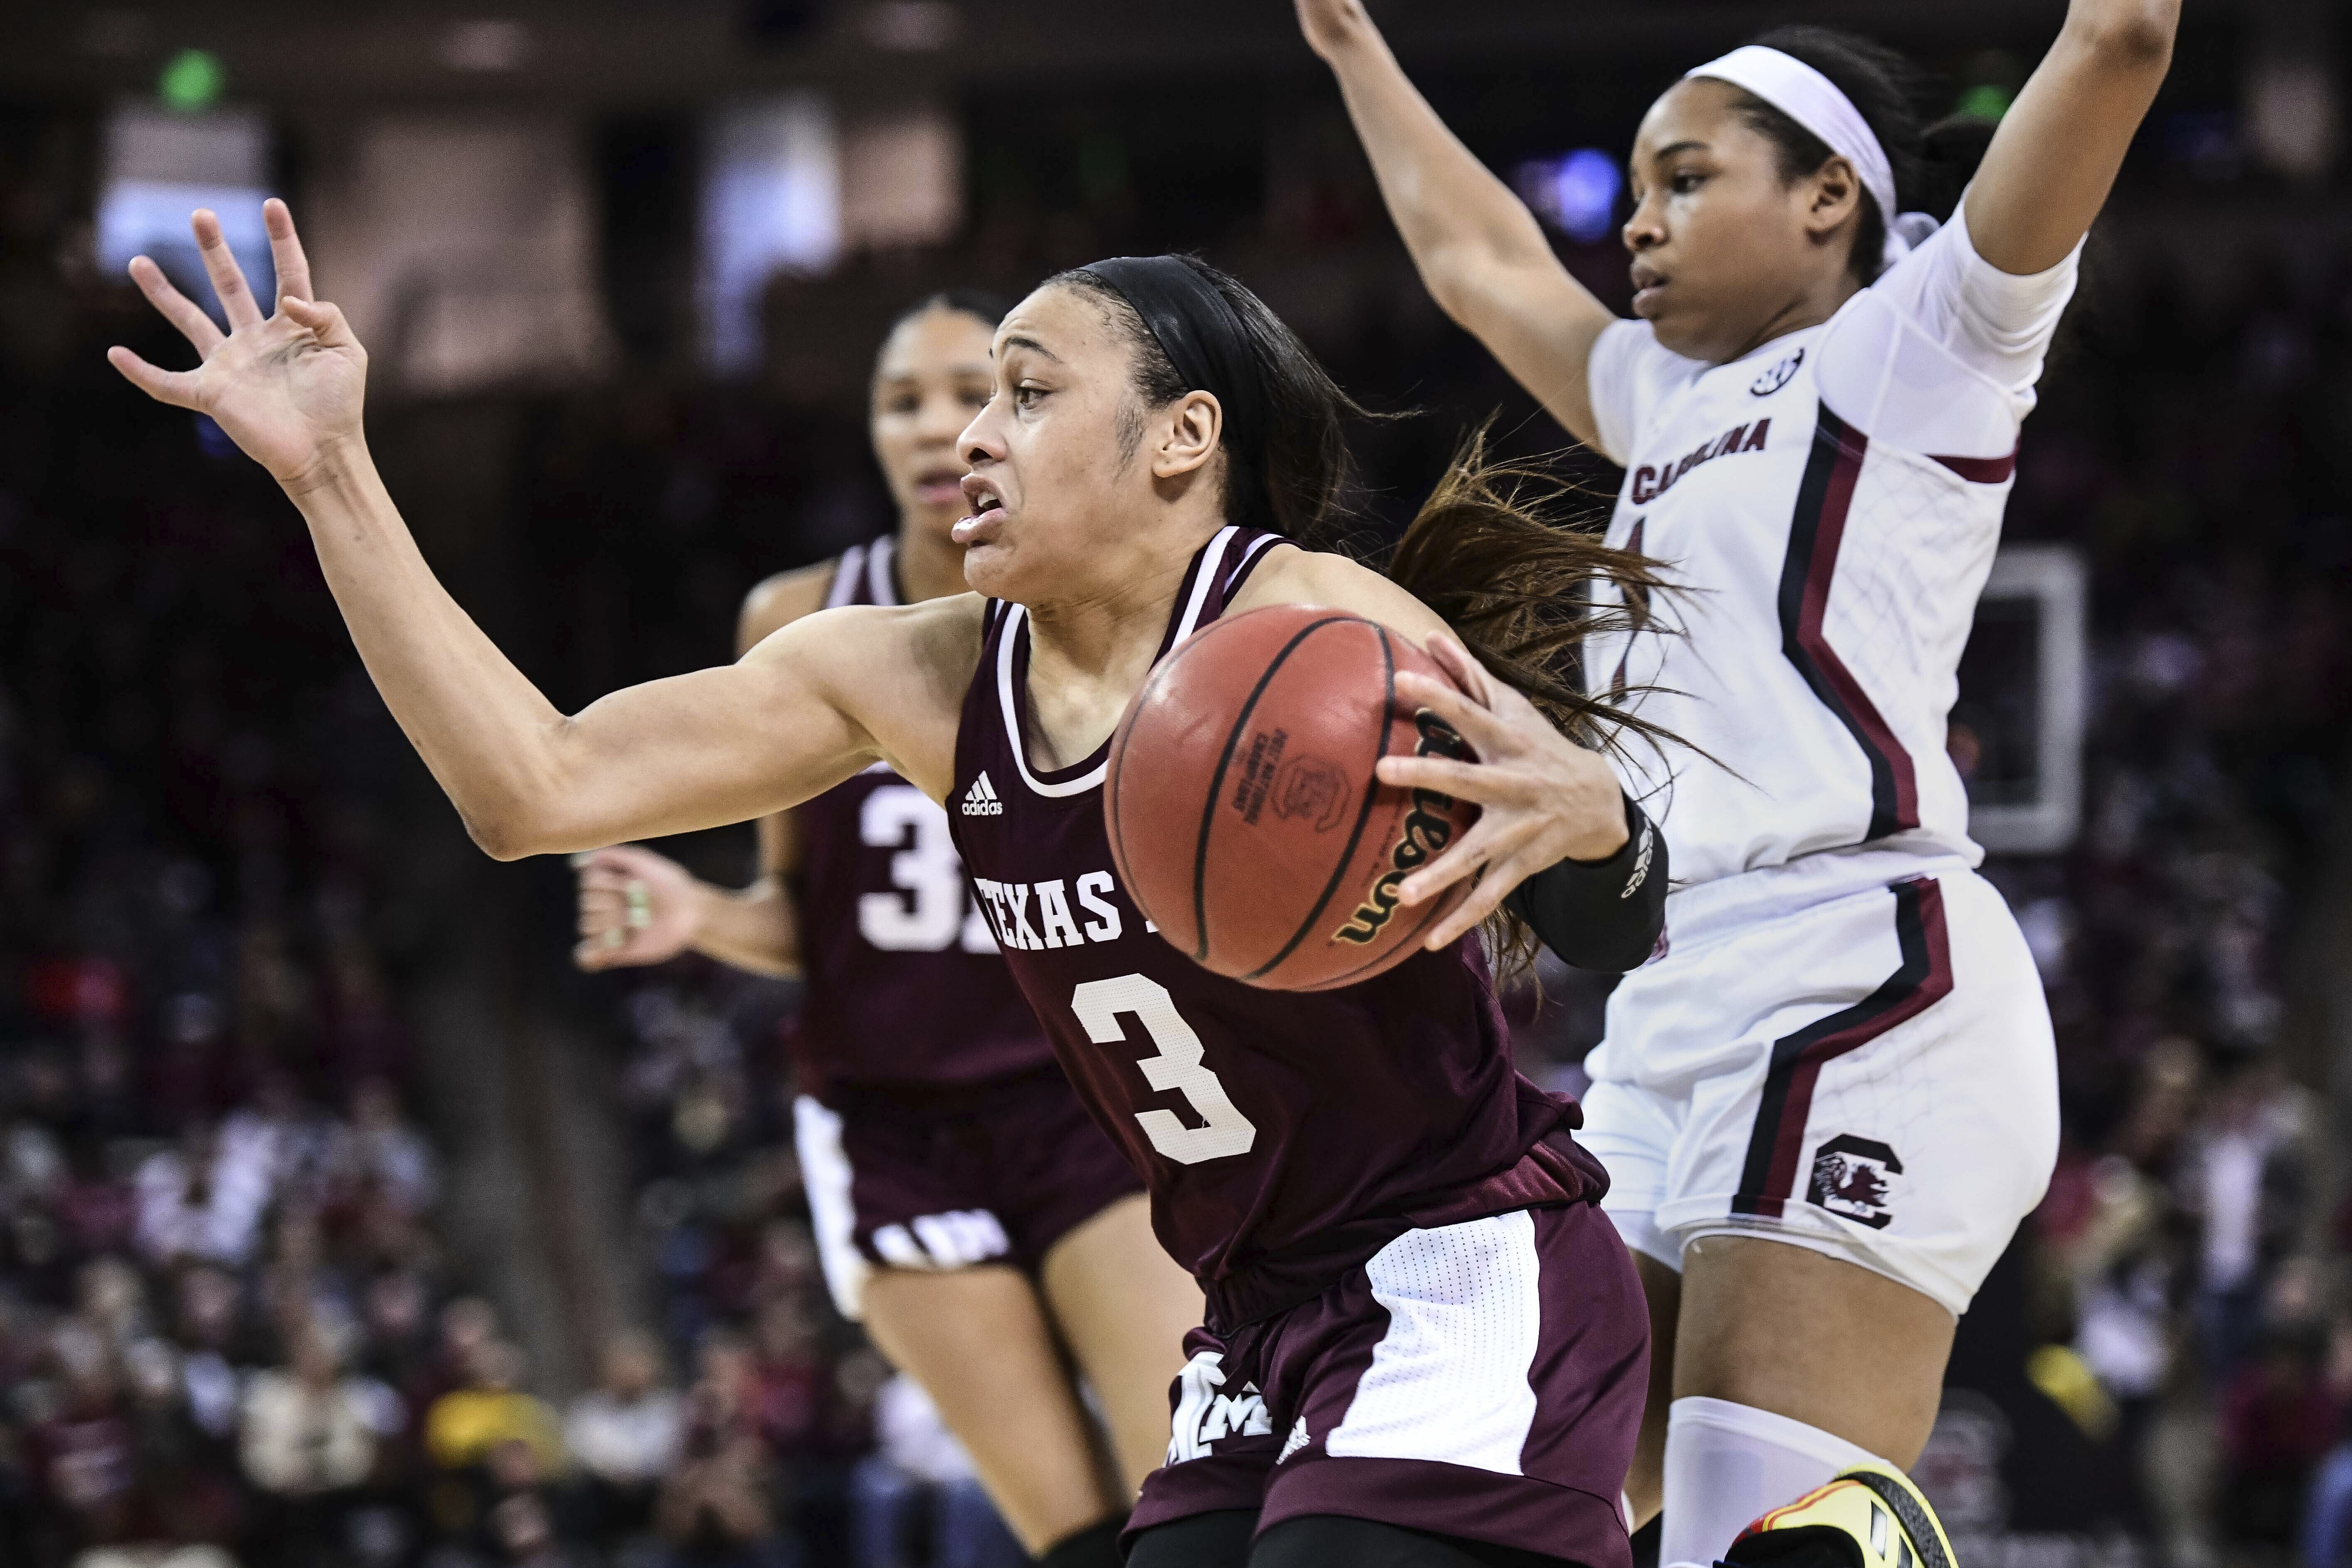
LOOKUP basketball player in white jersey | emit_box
[1303,0,2177,1559]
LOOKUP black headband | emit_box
[1080,256,1268,523]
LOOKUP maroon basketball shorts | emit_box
[792,1064,1145,1321]
[1127,1203,1647,1566]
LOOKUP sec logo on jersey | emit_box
[1750,346,1804,396]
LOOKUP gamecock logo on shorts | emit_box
[1806,1134,1903,1230]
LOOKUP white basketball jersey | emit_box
[1583,200,2080,891]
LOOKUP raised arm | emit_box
[109,202,965,861]
[1298,0,1619,446]
[1963,0,2177,274]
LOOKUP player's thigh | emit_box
[1669,873,2057,1299]
[858,1263,1118,1552]
[1672,1233,1954,1468]
[1039,1190,1205,1497]
[1661,871,2056,1464]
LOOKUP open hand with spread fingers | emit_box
[106,198,367,490]
[1373,630,1632,950]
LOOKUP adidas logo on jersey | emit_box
[959,772,1003,816]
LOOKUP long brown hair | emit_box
[1386,426,1672,748]
[1384,430,1683,975]
[1056,257,1677,975]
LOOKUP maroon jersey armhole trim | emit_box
[1152,537,1220,661]
[1929,449,2017,483]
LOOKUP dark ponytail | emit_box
[1055,257,1681,976]
[1387,434,1685,978]
[1729,25,1995,282]
[1386,430,1672,748]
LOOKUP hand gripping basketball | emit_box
[1104,605,1486,991]
[1370,630,1631,951]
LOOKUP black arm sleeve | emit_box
[1502,793,1665,972]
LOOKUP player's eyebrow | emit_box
[998,334,1062,362]
[1649,139,1709,163]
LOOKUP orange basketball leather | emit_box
[1105,604,1480,991]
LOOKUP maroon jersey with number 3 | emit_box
[782,537,1055,1096]
[947,526,1608,1328]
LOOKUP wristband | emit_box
[1504,792,1666,973]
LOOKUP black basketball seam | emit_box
[1188,615,1359,964]
[1243,622,1396,982]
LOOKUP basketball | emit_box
[1105,604,1482,991]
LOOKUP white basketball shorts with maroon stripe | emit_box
[1580,855,2059,1316]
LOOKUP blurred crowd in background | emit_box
[1,29,2351,1568]
[0,285,1021,1566]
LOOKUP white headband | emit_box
[1685,44,1937,272]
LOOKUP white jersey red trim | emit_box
[1583,196,2081,895]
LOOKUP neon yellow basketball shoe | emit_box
[1721,1463,1957,1568]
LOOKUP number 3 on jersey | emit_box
[858,785,996,954]
[1071,974,1256,1165]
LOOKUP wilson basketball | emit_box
[1105,604,1481,991]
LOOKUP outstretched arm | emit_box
[109,202,963,860]
[1298,0,1619,447]
[1963,0,2177,274]
[571,569,834,974]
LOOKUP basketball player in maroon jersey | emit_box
[569,293,1200,1567]
[118,203,1725,1565]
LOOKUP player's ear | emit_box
[1803,155,1862,239]
[1153,390,1221,481]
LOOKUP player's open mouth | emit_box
[913,465,966,506]
[955,476,1007,542]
